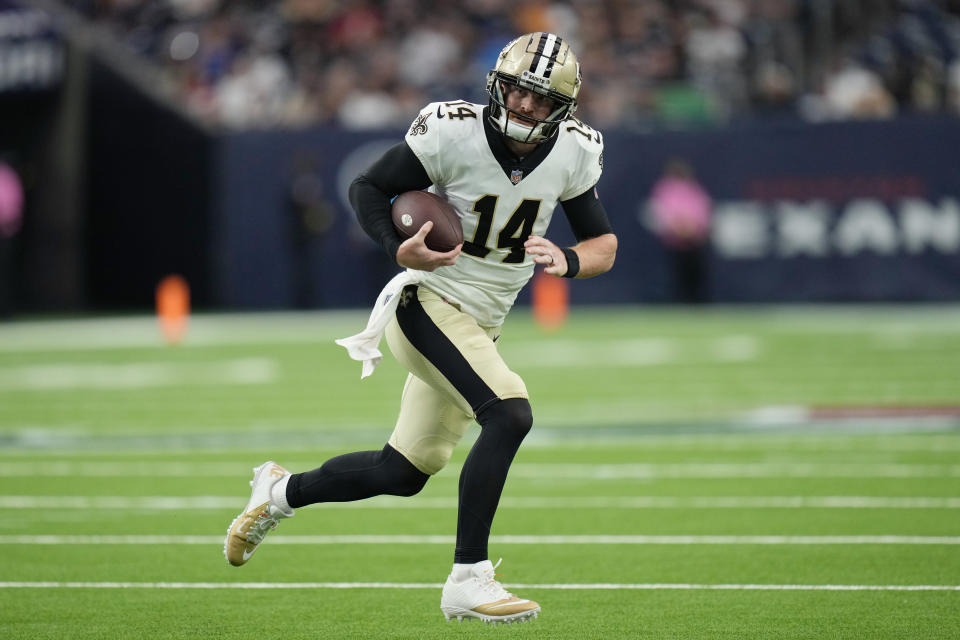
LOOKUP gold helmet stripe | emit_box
[528,32,548,69]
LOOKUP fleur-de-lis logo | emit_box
[408,112,431,136]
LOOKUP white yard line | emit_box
[2,461,958,478]
[502,335,759,366]
[3,495,959,510]
[0,313,361,352]
[0,318,759,366]
[570,435,960,452]
[2,535,958,545]
[0,359,278,390]
[3,434,960,456]
[0,581,956,591]
[506,462,960,479]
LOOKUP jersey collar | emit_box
[482,107,558,184]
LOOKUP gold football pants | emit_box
[384,285,528,474]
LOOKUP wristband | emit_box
[561,248,580,278]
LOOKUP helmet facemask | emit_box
[486,33,581,145]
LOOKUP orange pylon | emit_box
[156,274,190,344]
[532,269,569,332]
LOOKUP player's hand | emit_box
[396,221,462,272]
[524,235,567,276]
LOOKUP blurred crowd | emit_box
[66,0,960,130]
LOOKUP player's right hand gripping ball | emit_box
[391,191,463,252]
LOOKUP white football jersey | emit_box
[404,100,603,327]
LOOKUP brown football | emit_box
[391,190,463,252]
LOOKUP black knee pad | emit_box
[381,444,429,497]
[476,398,533,443]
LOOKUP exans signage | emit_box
[711,198,960,259]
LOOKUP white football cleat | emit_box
[440,559,540,624]
[224,461,293,566]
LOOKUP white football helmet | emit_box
[486,32,581,144]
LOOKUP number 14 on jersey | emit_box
[462,195,542,264]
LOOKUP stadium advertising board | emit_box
[116,116,960,308]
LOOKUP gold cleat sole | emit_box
[442,608,540,625]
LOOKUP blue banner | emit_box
[213,116,960,308]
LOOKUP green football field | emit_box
[1,306,959,639]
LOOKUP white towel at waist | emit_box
[335,270,423,378]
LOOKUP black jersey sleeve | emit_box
[559,184,614,241]
[348,142,433,260]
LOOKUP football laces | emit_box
[477,558,512,600]
[246,512,279,544]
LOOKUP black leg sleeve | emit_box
[285,444,429,509]
[454,398,533,564]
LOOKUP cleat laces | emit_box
[246,511,279,544]
[476,558,512,601]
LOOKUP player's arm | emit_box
[348,142,460,270]
[524,185,617,278]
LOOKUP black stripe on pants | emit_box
[394,285,499,416]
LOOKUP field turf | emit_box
[1,306,958,639]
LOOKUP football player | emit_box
[225,32,617,625]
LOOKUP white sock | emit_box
[269,474,294,517]
[451,562,478,582]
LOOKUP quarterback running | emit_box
[225,32,617,625]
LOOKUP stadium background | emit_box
[2,0,959,312]
[2,3,960,639]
